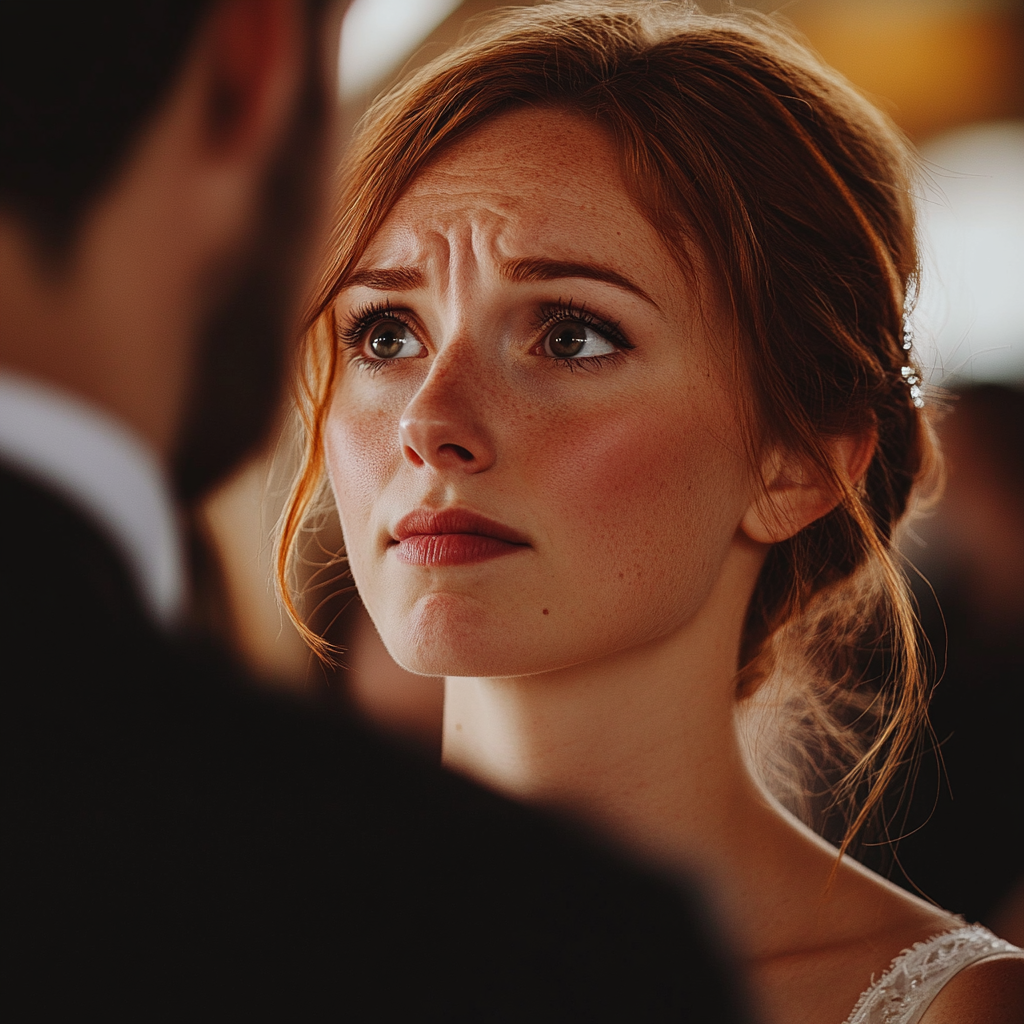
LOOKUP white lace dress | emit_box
[843,924,1023,1024]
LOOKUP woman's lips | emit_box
[391,509,529,566]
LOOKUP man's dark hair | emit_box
[0,2,215,257]
[2,1,333,502]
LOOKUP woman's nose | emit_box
[398,363,497,473]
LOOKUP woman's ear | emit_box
[740,430,876,545]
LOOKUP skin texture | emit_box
[327,115,761,681]
[326,107,1023,1022]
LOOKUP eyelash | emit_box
[336,298,634,373]
[532,300,633,371]
[336,300,416,374]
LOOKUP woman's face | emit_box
[326,107,758,677]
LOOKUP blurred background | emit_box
[197,0,1024,937]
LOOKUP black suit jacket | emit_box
[1,465,745,1022]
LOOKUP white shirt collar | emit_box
[0,370,186,628]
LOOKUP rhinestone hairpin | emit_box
[901,315,925,409]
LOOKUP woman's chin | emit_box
[385,621,614,679]
[382,618,560,679]
[376,590,543,678]
[387,634,541,679]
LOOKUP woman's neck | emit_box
[440,606,943,967]
[440,590,801,952]
[443,541,759,862]
[442,625,752,871]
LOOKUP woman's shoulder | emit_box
[847,923,1024,1024]
[921,953,1024,1023]
[743,826,1018,1022]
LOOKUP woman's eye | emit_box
[366,319,423,359]
[542,321,617,359]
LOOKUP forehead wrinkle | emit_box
[397,160,669,297]
[351,221,453,297]
[350,209,520,355]
[432,213,511,341]
[358,122,681,323]
[385,195,517,300]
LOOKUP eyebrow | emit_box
[345,266,424,290]
[343,256,658,309]
[501,256,659,309]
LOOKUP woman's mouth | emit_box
[391,508,530,566]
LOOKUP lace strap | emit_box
[843,924,1022,1024]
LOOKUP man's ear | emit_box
[144,0,307,279]
[740,430,877,545]
[200,0,304,158]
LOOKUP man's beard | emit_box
[171,55,327,506]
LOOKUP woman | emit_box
[279,4,1024,1020]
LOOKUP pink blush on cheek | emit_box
[540,401,722,523]
[525,391,745,618]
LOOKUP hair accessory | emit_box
[901,365,924,408]
[900,315,924,409]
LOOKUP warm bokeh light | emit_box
[791,0,1023,141]
[915,122,1024,384]
[340,0,461,98]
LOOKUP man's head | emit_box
[0,0,340,501]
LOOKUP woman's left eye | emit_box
[541,321,618,359]
[364,319,423,360]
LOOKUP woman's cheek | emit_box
[526,391,745,625]
[533,396,719,539]
[324,395,399,541]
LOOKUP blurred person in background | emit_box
[888,383,1024,946]
[0,2,748,1020]
[278,4,1024,1021]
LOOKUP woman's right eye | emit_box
[364,319,424,360]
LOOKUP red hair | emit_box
[278,2,937,853]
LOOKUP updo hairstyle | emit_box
[278,1,938,852]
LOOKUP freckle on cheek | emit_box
[328,409,397,508]
[542,608,549,615]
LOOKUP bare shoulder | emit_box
[920,953,1024,1024]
